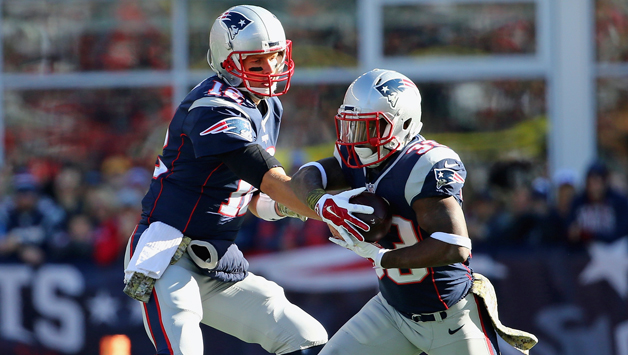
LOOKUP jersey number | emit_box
[406,140,445,155]
[207,81,245,104]
[219,180,254,217]
[376,216,428,284]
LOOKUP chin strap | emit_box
[355,147,389,168]
[239,83,278,99]
[239,88,268,102]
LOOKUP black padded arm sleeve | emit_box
[217,144,282,189]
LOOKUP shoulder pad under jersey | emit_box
[403,141,466,205]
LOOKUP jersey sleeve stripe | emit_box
[189,96,250,119]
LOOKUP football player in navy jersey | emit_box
[122,5,372,355]
[291,69,535,355]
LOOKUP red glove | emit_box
[315,187,374,241]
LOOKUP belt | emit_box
[399,293,473,323]
[402,310,448,323]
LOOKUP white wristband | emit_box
[255,193,285,221]
[429,232,472,250]
[373,248,389,268]
[299,162,328,189]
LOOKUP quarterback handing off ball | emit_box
[349,191,393,242]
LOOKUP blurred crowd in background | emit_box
[1,155,627,268]
[1,0,628,268]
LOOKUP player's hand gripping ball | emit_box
[347,192,392,242]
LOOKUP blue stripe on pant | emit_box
[474,294,500,355]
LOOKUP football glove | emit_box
[329,229,389,268]
[315,187,374,241]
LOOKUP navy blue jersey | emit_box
[141,75,281,247]
[334,136,473,314]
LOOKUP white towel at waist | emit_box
[124,221,183,282]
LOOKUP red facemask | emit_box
[334,111,397,168]
[221,40,294,97]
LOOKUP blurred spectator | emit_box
[76,159,144,266]
[0,172,65,265]
[543,169,577,245]
[465,191,503,248]
[117,166,151,205]
[498,179,552,247]
[51,214,95,262]
[567,161,628,246]
[52,165,86,217]
[85,183,133,267]
[480,159,546,246]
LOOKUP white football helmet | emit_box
[207,5,294,97]
[335,69,423,168]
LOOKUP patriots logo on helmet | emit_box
[219,11,254,40]
[375,78,417,108]
[200,117,255,142]
[434,168,465,189]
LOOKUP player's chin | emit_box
[250,87,272,96]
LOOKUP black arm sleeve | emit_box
[217,144,282,189]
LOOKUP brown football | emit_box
[349,191,393,242]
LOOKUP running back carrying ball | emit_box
[349,191,392,242]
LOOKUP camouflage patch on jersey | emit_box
[123,272,156,303]
[472,273,538,354]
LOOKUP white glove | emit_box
[329,228,390,268]
[315,187,374,241]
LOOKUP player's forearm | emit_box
[290,166,325,209]
[380,238,469,269]
[260,167,320,220]
[290,158,349,210]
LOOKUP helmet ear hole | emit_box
[403,118,412,130]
